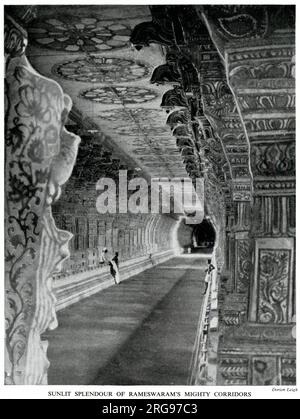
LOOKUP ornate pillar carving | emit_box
[226,24,295,327]
[219,197,252,333]
[5,13,80,384]
[200,4,296,385]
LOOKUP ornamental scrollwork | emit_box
[80,86,157,105]
[257,249,290,324]
[5,57,80,383]
[250,142,295,177]
[236,240,251,293]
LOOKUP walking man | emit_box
[110,251,120,285]
[203,258,215,295]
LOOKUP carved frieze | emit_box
[219,357,249,386]
[231,167,250,179]
[281,358,296,385]
[232,183,252,202]
[218,354,296,386]
[250,141,295,178]
[201,81,236,119]
[254,179,295,196]
[227,47,295,67]
[245,117,295,135]
[249,238,294,325]
[237,92,295,114]
[235,239,251,293]
[230,60,295,91]
[220,323,295,345]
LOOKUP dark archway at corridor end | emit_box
[192,218,215,254]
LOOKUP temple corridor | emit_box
[5,5,295,386]
[44,256,207,385]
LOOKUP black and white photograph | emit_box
[2,1,297,401]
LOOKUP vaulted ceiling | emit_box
[26,5,189,184]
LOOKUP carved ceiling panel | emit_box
[52,57,150,83]
[97,109,172,147]
[28,17,132,52]
[80,86,157,105]
[115,125,169,137]
[25,6,191,180]
[91,107,186,178]
[98,108,169,129]
[97,109,133,123]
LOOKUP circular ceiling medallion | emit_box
[80,86,157,105]
[53,57,149,83]
[98,109,130,122]
[98,109,166,124]
[28,17,132,52]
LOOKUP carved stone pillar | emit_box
[5,14,80,384]
[220,198,252,331]
[200,5,296,385]
[232,199,252,294]
[225,30,295,328]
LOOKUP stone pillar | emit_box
[200,5,296,385]
[225,31,295,328]
[5,14,80,384]
[221,198,252,328]
[232,199,252,295]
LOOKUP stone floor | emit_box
[44,255,208,385]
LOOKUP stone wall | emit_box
[52,192,183,309]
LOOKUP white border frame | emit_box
[1,0,299,399]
